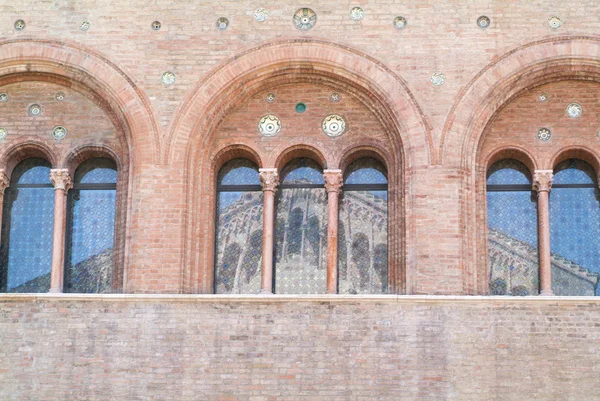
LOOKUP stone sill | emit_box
[1,293,599,304]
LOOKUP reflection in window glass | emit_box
[0,158,54,293]
[486,159,539,296]
[274,158,327,294]
[65,158,117,293]
[215,159,263,294]
[338,158,388,294]
[550,159,600,296]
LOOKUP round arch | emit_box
[175,39,428,293]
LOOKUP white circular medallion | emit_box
[538,92,548,102]
[0,128,7,140]
[548,16,562,29]
[431,73,445,86]
[14,20,25,31]
[52,126,67,140]
[477,16,490,28]
[330,92,341,102]
[537,127,552,142]
[294,8,317,31]
[28,104,42,117]
[393,16,407,30]
[0,93,8,102]
[55,92,66,101]
[162,72,176,86]
[258,115,281,137]
[566,103,582,118]
[265,93,276,103]
[152,21,161,30]
[80,21,91,31]
[216,17,229,30]
[322,114,346,137]
[350,7,364,21]
[254,8,268,22]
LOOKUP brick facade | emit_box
[2,1,600,397]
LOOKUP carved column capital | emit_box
[533,170,553,193]
[323,169,343,194]
[0,171,10,194]
[50,169,73,191]
[259,168,279,192]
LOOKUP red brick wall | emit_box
[0,2,600,293]
[2,295,600,400]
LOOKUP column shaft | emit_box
[49,169,72,293]
[259,168,279,294]
[324,169,343,294]
[533,170,553,296]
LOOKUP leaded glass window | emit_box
[338,158,388,294]
[550,159,600,295]
[64,158,117,293]
[274,158,327,294]
[215,159,263,294]
[0,158,54,293]
[486,159,539,296]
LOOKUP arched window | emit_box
[338,158,388,294]
[274,158,327,294]
[64,158,117,293]
[0,158,54,293]
[214,159,263,294]
[550,159,600,296]
[486,159,538,296]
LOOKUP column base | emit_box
[48,288,62,293]
[260,289,273,295]
[540,290,554,296]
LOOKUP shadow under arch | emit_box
[550,146,600,180]
[175,39,429,293]
[0,141,58,177]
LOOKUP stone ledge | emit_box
[1,293,599,304]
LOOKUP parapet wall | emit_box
[1,294,599,400]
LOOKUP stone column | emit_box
[533,170,553,296]
[0,171,10,242]
[324,169,343,294]
[49,169,73,293]
[259,168,279,294]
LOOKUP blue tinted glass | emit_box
[553,159,595,185]
[217,159,260,186]
[487,190,539,296]
[344,158,387,185]
[487,159,531,185]
[65,189,116,293]
[274,187,327,293]
[12,158,52,185]
[75,158,117,184]
[338,189,388,294]
[280,158,324,185]
[0,187,54,292]
[550,186,600,295]
[215,191,263,294]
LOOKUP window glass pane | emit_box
[550,160,600,295]
[487,159,531,185]
[65,189,116,293]
[12,158,51,185]
[338,189,388,294]
[217,159,260,186]
[280,158,324,185]
[215,191,263,293]
[0,185,54,292]
[344,158,387,185]
[553,159,595,185]
[65,159,117,293]
[487,160,538,296]
[74,158,117,184]
[274,187,327,293]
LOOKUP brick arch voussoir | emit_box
[167,39,431,168]
[442,35,600,169]
[0,38,160,166]
[550,146,600,182]
[1,140,58,178]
